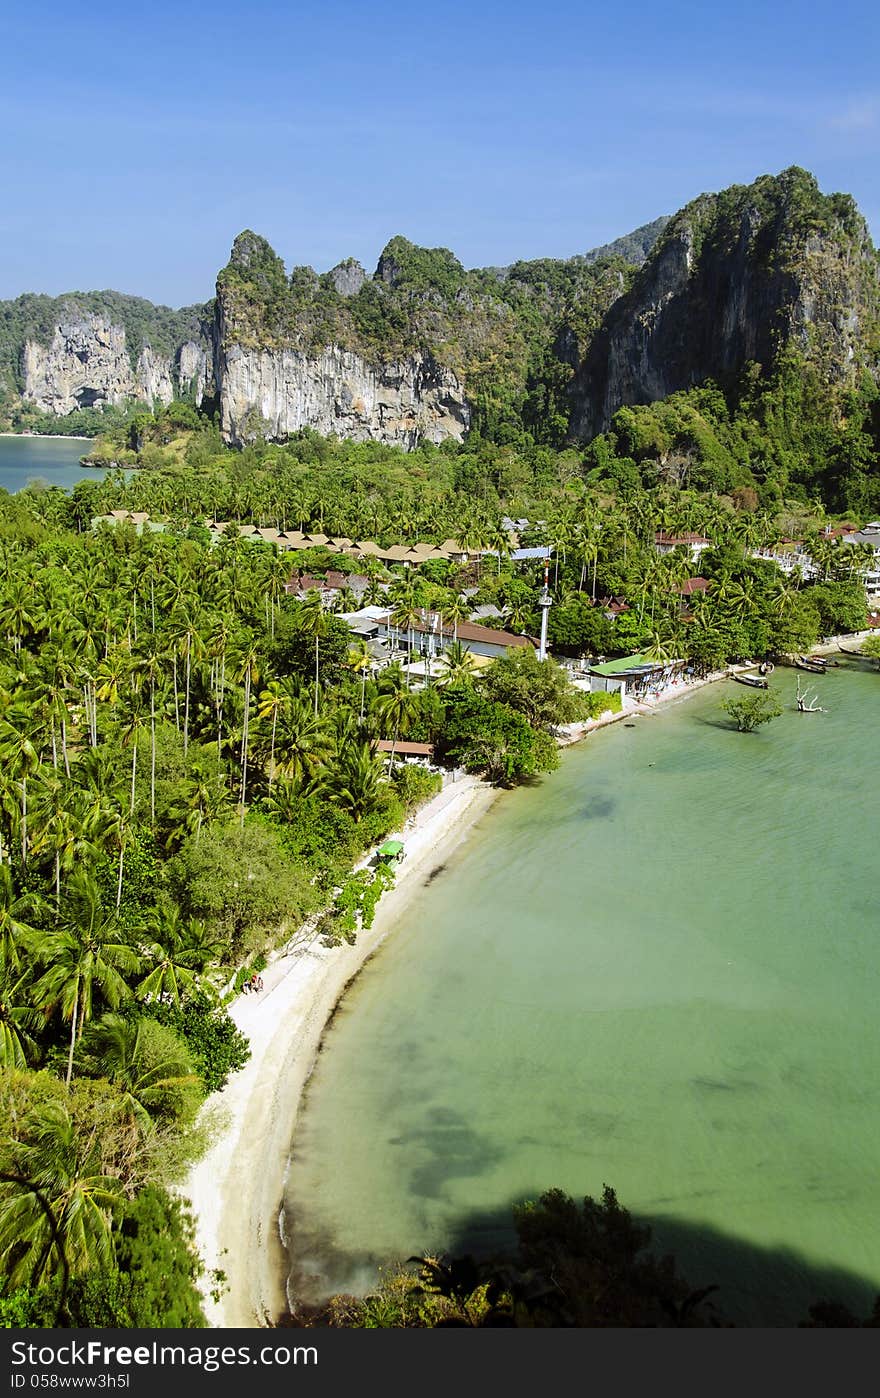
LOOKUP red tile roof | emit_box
[655,532,711,546]
[679,577,709,595]
[377,612,532,649]
[375,740,435,756]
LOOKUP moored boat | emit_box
[795,656,826,674]
[733,673,769,689]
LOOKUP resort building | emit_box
[341,608,534,665]
[654,531,712,563]
[374,739,436,768]
[840,522,880,596]
[372,611,535,662]
[586,653,689,702]
[749,540,819,579]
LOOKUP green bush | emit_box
[143,993,250,1094]
[391,765,442,810]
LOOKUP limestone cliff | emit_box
[4,172,876,453]
[1,291,213,418]
[569,168,880,440]
[219,339,469,446]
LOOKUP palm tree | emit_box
[331,741,387,822]
[0,713,41,867]
[373,664,421,771]
[232,631,261,822]
[434,640,478,689]
[132,638,164,824]
[272,695,332,784]
[0,1100,124,1286]
[441,593,470,643]
[0,864,40,968]
[135,903,213,1006]
[32,872,140,1088]
[165,769,236,847]
[0,960,42,1069]
[78,1013,198,1133]
[347,639,373,722]
[256,678,285,787]
[389,591,422,686]
[118,692,146,817]
[295,589,331,715]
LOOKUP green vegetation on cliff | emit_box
[216,227,645,445]
[0,291,212,394]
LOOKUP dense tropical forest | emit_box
[0,390,877,1327]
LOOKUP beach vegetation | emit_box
[480,648,589,731]
[721,690,784,732]
[438,688,560,785]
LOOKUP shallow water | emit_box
[284,668,880,1324]
[0,435,102,492]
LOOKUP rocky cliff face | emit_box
[569,169,880,439]
[214,231,478,446]
[5,171,876,451]
[219,338,469,446]
[21,313,211,415]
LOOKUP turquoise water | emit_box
[283,667,880,1325]
[0,435,103,492]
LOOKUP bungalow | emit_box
[654,532,711,563]
[678,576,709,598]
[372,610,535,661]
[598,596,630,621]
[587,652,688,702]
[375,739,436,767]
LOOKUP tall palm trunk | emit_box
[268,707,278,789]
[116,838,125,910]
[61,712,70,777]
[172,655,180,731]
[130,739,137,816]
[217,653,226,768]
[239,664,252,823]
[314,637,320,716]
[150,679,157,826]
[183,635,191,757]
[65,983,79,1089]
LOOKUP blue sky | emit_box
[2,0,878,305]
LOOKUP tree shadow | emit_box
[281,1192,880,1328]
[692,714,739,731]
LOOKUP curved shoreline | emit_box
[181,640,874,1328]
[181,774,498,1327]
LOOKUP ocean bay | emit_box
[284,667,880,1325]
[0,435,102,492]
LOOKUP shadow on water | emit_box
[692,714,740,732]
[282,1194,880,1327]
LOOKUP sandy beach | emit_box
[182,772,497,1328]
[0,432,92,441]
